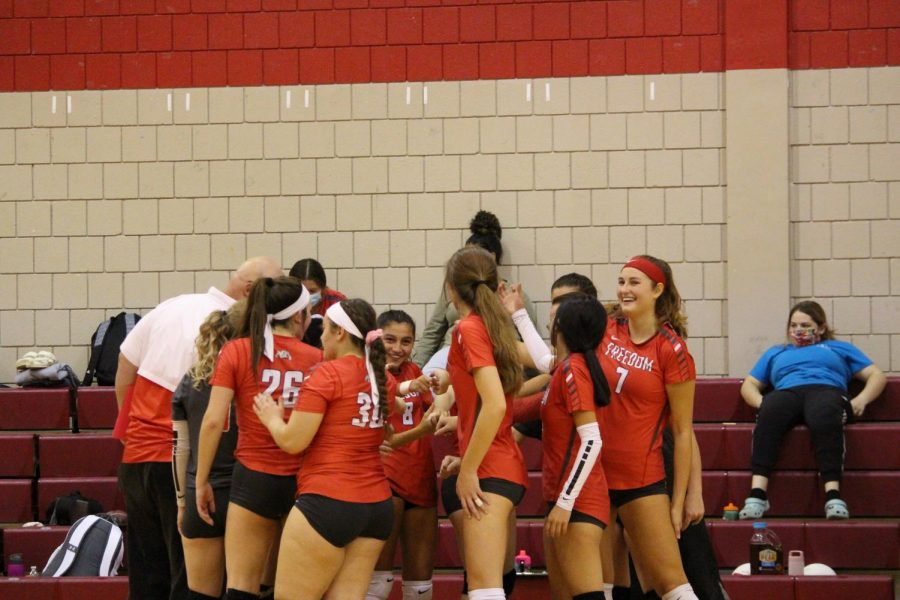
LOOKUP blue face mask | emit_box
[309,292,322,307]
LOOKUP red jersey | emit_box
[122,376,174,463]
[447,314,527,487]
[382,361,437,507]
[294,355,394,503]
[541,355,609,524]
[597,317,695,490]
[211,336,323,477]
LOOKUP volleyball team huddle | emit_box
[172,247,703,600]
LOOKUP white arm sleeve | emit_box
[556,421,602,511]
[172,420,190,508]
[512,308,554,374]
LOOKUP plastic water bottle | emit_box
[515,549,532,573]
[750,522,784,574]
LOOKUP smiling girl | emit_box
[598,255,698,600]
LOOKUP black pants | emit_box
[119,462,188,600]
[627,430,729,600]
[752,384,847,482]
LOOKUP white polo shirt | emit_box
[120,287,236,392]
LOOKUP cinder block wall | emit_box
[0,1,898,381]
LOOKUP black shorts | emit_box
[182,486,230,538]
[545,502,607,529]
[295,494,394,548]
[392,492,431,512]
[513,419,542,440]
[441,476,525,515]
[228,462,296,520]
[609,479,668,508]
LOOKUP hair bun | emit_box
[469,210,502,239]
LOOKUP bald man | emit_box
[115,257,282,600]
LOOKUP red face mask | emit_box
[790,327,819,347]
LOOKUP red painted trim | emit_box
[1,1,899,92]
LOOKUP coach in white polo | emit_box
[115,257,282,600]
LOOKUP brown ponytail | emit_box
[332,299,389,426]
[239,276,306,376]
[445,246,523,395]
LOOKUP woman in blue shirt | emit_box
[738,301,886,520]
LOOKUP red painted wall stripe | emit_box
[0,0,897,92]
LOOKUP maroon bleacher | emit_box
[0,480,33,523]
[721,575,894,600]
[74,388,118,430]
[0,577,128,600]
[38,435,123,478]
[0,435,35,477]
[0,389,71,431]
[696,423,900,471]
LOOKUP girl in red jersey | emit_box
[542,294,611,600]
[442,246,527,600]
[598,256,698,600]
[253,299,394,600]
[196,277,322,600]
[366,309,439,600]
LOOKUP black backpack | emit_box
[83,312,141,386]
[42,514,124,577]
[45,491,104,526]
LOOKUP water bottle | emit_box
[27,565,39,576]
[515,549,532,573]
[6,553,24,577]
[750,522,784,574]
[722,502,739,520]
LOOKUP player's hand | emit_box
[429,369,451,395]
[252,393,283,429]
[683,488,705,529]
[176,504,185,536]
[195,482,216,526]
[457,468,489,520]
[408,375,432,394]
[434,414,458,436]
[379,440,394,456]
[439,455,461,479]
[498,282,526,315]
[850,397,866,417]
[545,505,572,539]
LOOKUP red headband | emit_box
[622,257,667,286]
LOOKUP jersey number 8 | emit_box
[352,392,383,429]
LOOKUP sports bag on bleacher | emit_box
[42,514,124,577]
[83,312,141,386]
[45,490,104,525]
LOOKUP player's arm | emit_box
[457,366,506,518]
[115,354,138,411]
[195,385,233,524]
[666,379,695,538]
[546,409,601,538]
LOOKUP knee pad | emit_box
[188,591,220,600]
[573,593,606,600]
[467,588,505,600]
[225,589,259,600]
[402,579,433,600]
[502,568,516,596]
[365,570,395,600]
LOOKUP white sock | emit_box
[402,579,433,600]
[467,588,505,600]
[661,583,698,600]
[365,571,395,600]
[602,583,614,595]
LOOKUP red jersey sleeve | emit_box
[296,363,337,414]
[210,341,241,391]
[560,355,597,414]
[658,326,696,385]
[457,317,496,371]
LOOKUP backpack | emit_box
[42,514,124,577]
[45,491,104,526]
[83,312,141,386]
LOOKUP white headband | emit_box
[325,302,379,409]
[264,285,310,361]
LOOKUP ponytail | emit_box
[446,246,522,396]
[240,276,306,376]
[554,295,611,407]
[332,299,389,427]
